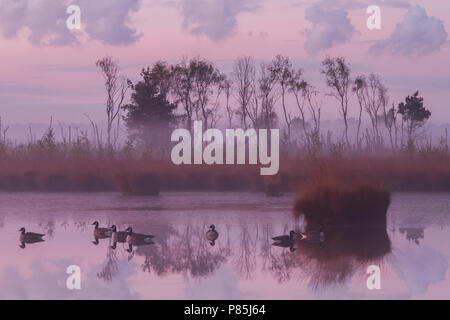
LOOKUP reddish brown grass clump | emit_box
[294,183,391,227]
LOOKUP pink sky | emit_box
[0,0,449,124]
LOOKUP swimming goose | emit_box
[125,227,155,246]
[272,230,296,243]
[272,230,307,245]
[19,227,45,249]
[92,221,112,239]
[206,224,219,246]
[110,225,128,249]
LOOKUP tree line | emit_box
[95,55,432,153]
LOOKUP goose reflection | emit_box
[19,227,45,249]
[92,221,112,245]
[206,224,219,246]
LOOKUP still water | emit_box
[0,191,449,299]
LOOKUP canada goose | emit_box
[110,225,128,249]
[206,224,219,246]
[272,230,297,243]
[272,230,307,249]
[125,227,155,246]
[19,227,45,249]
[92,221,112,239]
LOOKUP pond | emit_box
[0,191,449,299]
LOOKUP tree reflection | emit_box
[38,221,55,239]
[260,224,295,283]
[291,226,392,291]
[131,224,232,279]
[399,227,424,245]
[97,244,119,282]
[233,225,258,280]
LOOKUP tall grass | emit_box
[0,130,449,193]
[294,183,390,227]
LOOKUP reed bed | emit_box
[0,141,449,194]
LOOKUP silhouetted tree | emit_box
[383,103,399,151]
[222,78,234,127]
[398,91,431,149]
[353,76,365,148]
[352,74,388,149]
[122,64,177,149]
[171,58,196,131]
[95,56,127,147]
[190,58,225,129]
[232,56,255,129]
[321,57,351,148]
[257,62,279,129]
[270,55,293,138]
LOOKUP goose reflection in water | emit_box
[18,227,45,249]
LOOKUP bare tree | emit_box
[289,72,322,151]
[352,76,365,148]
[171,57,196,131]
[289,69,308,139]
[95,56,127,147]
[270,55,293,138]
[0,116,9,145]
[232,56,255,129]
[257,62,279,129]
[222,78,234,127]
[191,58,224,129]
[384,103,398,151]
[303,85,322,149]
[353,74,388,148]
[321,57,351,148]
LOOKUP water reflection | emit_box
[1,191,448,299]
[234,225,258,280]
[97,246,119,282]
[38,221,55,239]
[15,218,392,289]
[399,228,424,245]
[292,226,391,290]
[18,227,45,249]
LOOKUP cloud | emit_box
[303,1,356,55]
[0,0,78,46]
[80,0,142,46]
[370,5,448,56]
[0,0,141,46]
[0,259,139,299]
[380,0,410,9]
[179,0,260,41]
[392,246,448,296]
